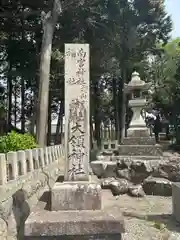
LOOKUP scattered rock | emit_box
[90,161,117,178]
[117,169,131,181]
[128,185,145,197]
[101,150,114,156]
[130,161,153,183]
[152,160,180,182]
[103,162,117,178]
[143,177,172,196]
[110,179,129,196]
[90,161,104,177]
[101,177,115,189]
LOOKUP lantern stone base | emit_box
[51,181,101,211]
[24,209,125,239]
[127,127,150,138]
[118,144,163,156]
[122,137,155,145]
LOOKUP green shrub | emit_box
[0,131,38,153]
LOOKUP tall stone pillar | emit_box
[64,44,89,181]
[24,44,124,240]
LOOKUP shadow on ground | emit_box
[122,211,180,233]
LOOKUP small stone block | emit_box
[118,145,162,156]
[24,210,125,239]
[51,181,101,211]
[143,177,172,196]
[172,182,180,222]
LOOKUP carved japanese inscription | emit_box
[64,44,89,181]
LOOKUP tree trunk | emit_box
[117,79,122,143]
[112,76,119,141]
[90,116,93,149]
[7,62,12,132]
[21,77,25,133]
[93,80,101,147]
[55,101,64,144]
[29,91,37,135]
[120,69,127,142]
[47,91,52,146]
[36,0,62,147]
[14,80,17,127]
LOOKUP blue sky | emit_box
[165,0,180,38]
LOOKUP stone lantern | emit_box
[126,71,151,137]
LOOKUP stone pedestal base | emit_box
[172,182,180,222]
[127,128,150,138]
[51,182,101,211]
[24,181,125,239]
[118,145,162,156]
[122,137,155,145]
[24,210,124,239]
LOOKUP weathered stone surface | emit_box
[0,160,64,239]
[122,137,155,145]
[143,177,172,196]
[152,160,180,181]
[130,160,153,184]
[118,145,163,156]
[116,169,131,181]
[101,178,129,195]
[91,157,180,198]
[172,182,180,223]
[51,182,101,211]
[90,161,116,178]
[24,210,125,239]
[64,44,90,181]
[128,185,145,197]
[127,129,150,138]
[0,218,7,239]
[90,161,105,177]
[109,179,129,196]
[101,150,115,156]
[101,178,115,189]
[24,235,122,239]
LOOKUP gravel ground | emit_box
[102,190,180,240]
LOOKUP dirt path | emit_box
[102,190,180,239]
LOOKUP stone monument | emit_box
[24,44,124,239]
[126,71,150,137]
[118,71,162,155]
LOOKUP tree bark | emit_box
[55,101,64,144]
[120,69,127,142]
[93,80,101,147]
[21,77,25,133]
[47,91,52,145]
[36,0,62,147]
[7,62,12,132]
[14,80,17,127]
[112,76,119,141]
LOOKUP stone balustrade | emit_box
[0,144,65,239]
[0,145,64,185]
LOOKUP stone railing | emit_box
[0,145,64,185]
[0,144,65,240]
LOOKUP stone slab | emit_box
[172,182,180,222]
[51,182,101,211]
[127,128,150,138]
[143,177,172,196]
[118,145,163,156]
[24,209,125,239]
[122,137,155,145]
[24,235,122,239]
